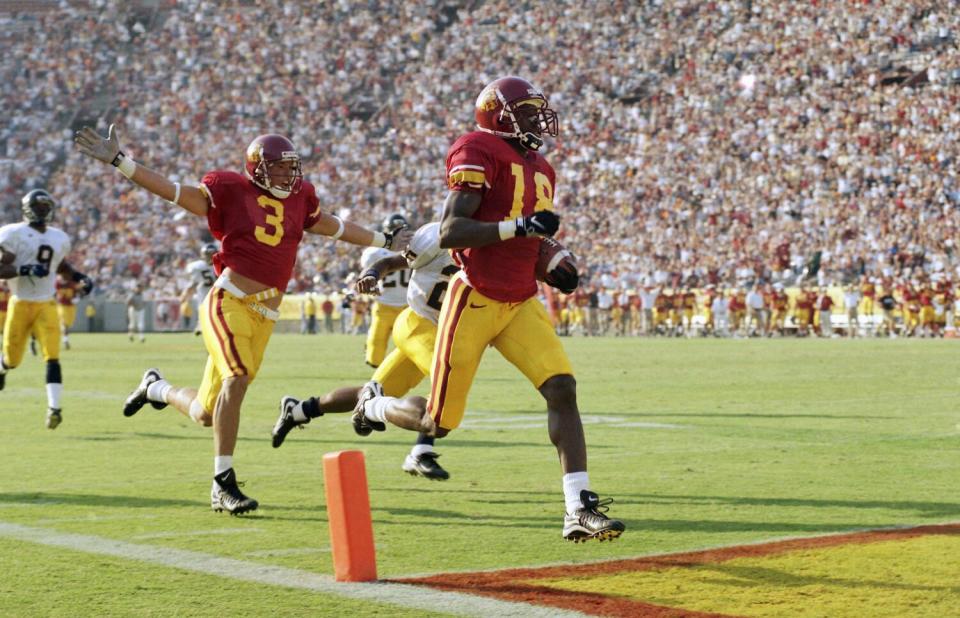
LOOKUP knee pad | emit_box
[46,360,62,384]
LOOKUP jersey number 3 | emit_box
[255,196,285,247]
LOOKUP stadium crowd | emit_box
[3,0,960,336]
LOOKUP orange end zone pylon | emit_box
[323,450,377,582]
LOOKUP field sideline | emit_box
[0,334,957,616]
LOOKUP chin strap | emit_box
[519,132,544,151]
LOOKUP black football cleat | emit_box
[351,381,386,437]
[211,468,258,515]
[272,396,308,448]
[122,368,168,417]
[402,452,450,480]
[562,490,625,543]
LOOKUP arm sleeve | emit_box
[446,141,495,194]
[0,227,16,259]
[201,171,230,236]
[360,248,390,270]
[303,184,324,229]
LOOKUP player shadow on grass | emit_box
[127,432,270,442]
[0,491,201,509]
[600,411,895,420]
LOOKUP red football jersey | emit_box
[446,131,556,302]
[201,171,323,291]
[56,279,77,306]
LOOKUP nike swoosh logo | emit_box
[469,303,486,309]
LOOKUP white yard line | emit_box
[0,521,586,618]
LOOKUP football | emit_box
[535,237,579,293]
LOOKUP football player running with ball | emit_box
[272,221,457,481]
[348,77,624,542]
[75,126,410,515]
[0,189,95,429]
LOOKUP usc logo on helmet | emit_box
[246,141,262,164]
[477,87,499,112]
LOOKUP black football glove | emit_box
[546,268,579,294]
[514,210,559,238]
[74,273,95,296]
[19,264,49,277]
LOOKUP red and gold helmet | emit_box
[474,76,558,151]
[244,134,303,199]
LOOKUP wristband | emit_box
[371,230,388,248]
[112,152,136,179]
[361,268,380,281]
[330,215,345,240]
[171,182,181,206]
[498,220,518,240]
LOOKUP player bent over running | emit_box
[331,77,624,542]
[273,221,456,481]
[75,125,410,515]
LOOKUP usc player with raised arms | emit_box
[349,77,624,542]
[75,125,410,515]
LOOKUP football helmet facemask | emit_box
[475,76,558,151]
[382,213,408,233]
[21,189,57,224]
[201,242,218,260]
[244,134,303,199]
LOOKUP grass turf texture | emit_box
[0,334,956,616]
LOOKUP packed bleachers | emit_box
[3,0,960,330]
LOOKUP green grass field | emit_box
[0,333,956,616]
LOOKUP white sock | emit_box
[563,471,590,515]
[146,380,172,404]
[214,455,233,476]
[0,356,6,374]
[46,383,63,409]
[291,400,309,423]
[411,443,434,457]
[364,396,395,424]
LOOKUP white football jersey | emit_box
[186,259,216,303]
[404,222,459,325]
[0,222,71,301]
[360,246,408,307]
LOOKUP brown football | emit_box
[535,237,578,292]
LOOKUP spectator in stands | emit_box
[7,0,960,343]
